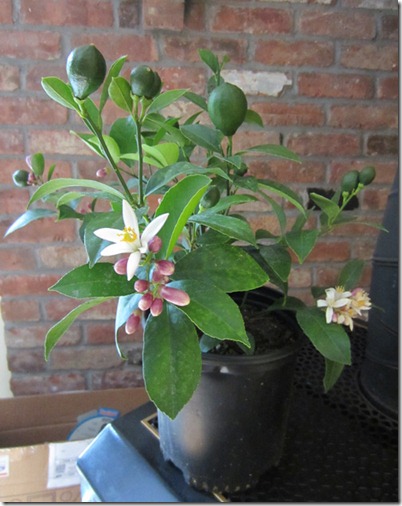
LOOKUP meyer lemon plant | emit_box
[6,46,378,418]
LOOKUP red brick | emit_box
[329,105,397,130]
[298,73,374,99]
[162,36,247,65]
[381,14,398,40]
[1,299,40,322]
[299,10,375,39]
[86,322,141,344]
[37,245,86,269]
[366,135,398,156]
[288,133,360,157]
[211,6,292,34]
[2,217,77,244]
[0,159,25,184]
[249,160,326,185]
[0,64,19,91]
[20,0,114,27]
[0,248,36,271]
[92,368,144,390]
[288,267,312,288]
[341,43,398,71]
[377,76,398,99]
[184,0,205,31]
[352,237,377,261]
[50,346,123,369]
[143,0,185,31]
[306,240,351,262]
[253,102,325,127]
[0,274,60,296]
[1,97,68,125]
[28,130,89,155]
[26,63,66,91]
[118,0,140,28]
[0,30,61,59]
[6,325,80,348]
[0,129,24,154]
[0,0,12,23]
[255,40,333,67]
[72,33,158,62]
[362,188,393,211]
[0,187,30,214]
[158,66,206,95]
[11,373,86,395]
[232,130,280,153]
[8,348,47,373]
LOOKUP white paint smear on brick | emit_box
[221,70,292,97]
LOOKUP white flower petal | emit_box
[94,228,121,242]
[141,213,169,245]
[127,251,141,280]
[100,243,134,256]
[325,307,333,324]
[122,200,139,236]
[332,298,351,308]
[317,299,328,308]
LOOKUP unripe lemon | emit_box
[66,44,107,100]
[130,65,162,99]
[341,170,360,193]
[12,169,29,187]
[207,82,248,136]
[359,166,376,186]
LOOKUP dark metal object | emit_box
[77,325,398,502]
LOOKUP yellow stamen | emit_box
[118,227,138,243]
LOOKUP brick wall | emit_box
[0,0,398,395]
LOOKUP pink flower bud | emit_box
[96,167,108,178]
[160,286,190,306]
[155,260,175,276]
[138,292,154,311]
[151,269,169,284]
[134,279,149,293]
[125,313,141,334]
[25,155,33,170]
[148,236,162,253]
[150,298,164,317]
[114,257,129,275]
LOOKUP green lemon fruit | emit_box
[200,186,220,209]
[359,166,376,186]
[12,170,29,187]
[341,170,360,193]
[207,82,248,136]
[130,65,162,99]
[66,44,107,100]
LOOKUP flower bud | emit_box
[152,270,169,284]
[134,279,149,293]
[114,257,128,275]
[160,286,190,306]
[150,298,164,317]
[125,313,141,334]
[96,167,108,178]
[148,236,162,253]
[138,292,154,311]
[155,260,175,276]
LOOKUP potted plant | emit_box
[6,45,376,493]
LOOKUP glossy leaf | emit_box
[108,76,133,112]
[154,175,211,258]
[147,89,189,114]
[44,298,111,360]
[170,280,250,346]
[259,244,292,283]
[173,244,268,292]
[82,211,123,267]
[337,259,364,291]
[71,132,121,164]
[309,192,340,221]
[296,307,351,365]
[198,48,220,73]
[324,358,345,392]
[49,263,135,298]
[41,77,80,112]
[285,229,319,263]
[238,144,301,163]
[244,109,264,127]
[189,213,256,246]
[114,293,142,359]
[110,117,137,160]
[143,303,202,419]
[100,55,127,113]
[181,124,223,153]
[142,143,179,167]
[4,209,56,236]
[258,179,305,215]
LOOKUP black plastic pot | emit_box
[157,287,302,494]
[359,171,399,418]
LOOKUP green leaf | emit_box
[30,153,45,177]
[142,143,179,167]
[71,132,121,164]
[145,162,229,196]
[238,144,301,163]
[109,116,137,163]
[198,48,220,73]
[258,179,306,215]
[50,263,135,298]
[184,91,208,111]
[4,209,56,236]
[28,178,124,206]
[170,280,250,346]
[154,175,211,258]
[147,89,189,114]
[100,55,127,113]
[143,304,202,419]
[41,77,80,112]
[244,109,264,127]
[82,211,123,267]
[181,124,223,153]
[189,213,256,246]
[337,259,364,291]
[44,298,111,360]
[108,76,133,112]
[324,358,345,392]
[205,194,257,214]
[114,293,142,359]
[309,192,340,221]
[173,244,268,292]
[296,307,351,364]
[285,229,319,263]
[258,244,292,283]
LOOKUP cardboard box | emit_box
[0,387,149,502]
